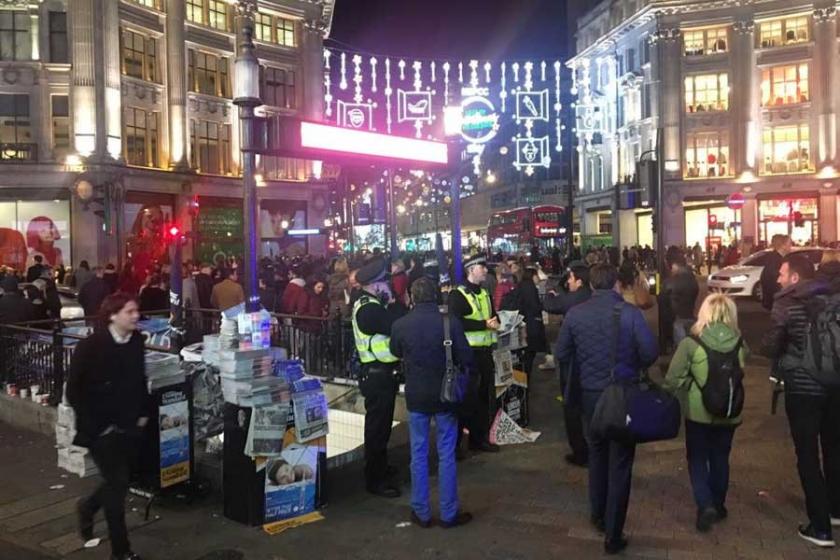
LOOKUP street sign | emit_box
[727,192,745,210]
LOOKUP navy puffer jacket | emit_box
[554,290,659,392]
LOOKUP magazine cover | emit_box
[263,444,318,522]
[159,390,190,488]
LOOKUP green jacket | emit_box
[664,323,749,426]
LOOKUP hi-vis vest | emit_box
[352,296,399,364]
[456,286,497,347]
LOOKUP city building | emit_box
[0,0,334,275]
[569,0,840,253]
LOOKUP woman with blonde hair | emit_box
[665,293,748,533]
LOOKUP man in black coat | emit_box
[78,267,110,318]
[759,234,792,310]
[662,249,699,346]
[390,277,474,528]
[0,275,35,324]
[26,255,46,283]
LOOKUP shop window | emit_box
[0,11,31,61]
[598,213,613,235]
[0,200,71,271]
[48,12,67,63]
[0,94,33,160]
[51,95,70,160]
[762,124,811,174]
[761,63,809,106]
[188,49,230,97]
[190,119,231,175]
[685,131,730,178]
[123,107,160,168]
[758,198,818,245]
[683,26,728,56]
[760,16,809,48]
[685,73,728,112]
[121,28,159,83]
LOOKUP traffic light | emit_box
[708,214,718,229]
[793,211,804,227]
[166,224,185,244]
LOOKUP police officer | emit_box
[448,255,501,454]
[352,257,402,497]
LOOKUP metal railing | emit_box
[0,308,355,406]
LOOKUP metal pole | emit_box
[388,170,398,259]
[450,177,463,283]
[655,127,665,273]
[169,238,184,351]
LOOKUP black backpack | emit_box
[690,336,745,419]
[801,293,840,388]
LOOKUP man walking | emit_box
[555,263,658,554]
[448,255,500,455]
[545,261,592,467]
[67,293,150,560]
[762,254,839,547]
[759,234,792,310]
[352,257,402,497]
[390,277,474,528]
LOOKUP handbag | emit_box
[591,303,681,444]
[440,310,470,404]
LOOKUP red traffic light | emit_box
[708,214,718,228]
[168,225,180,238]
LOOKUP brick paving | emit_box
[0,299,837,559]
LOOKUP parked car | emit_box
[707,247,825,300]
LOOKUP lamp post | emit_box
[233,1,261,313]
[443,106,464,283]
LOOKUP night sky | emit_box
[329,0,576,61]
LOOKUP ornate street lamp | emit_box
[233,1,261,313]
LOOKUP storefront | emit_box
[195,196,244,265]
[636,212,653,247]
[757,195,818,246]
[0,196,71,271]
[684,202,742,253]
[259,199,308,258]
[123,191,175,280]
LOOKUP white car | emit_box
[707,247,825,299]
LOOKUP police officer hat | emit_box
[463,255,486,271]
[356,257,388,285]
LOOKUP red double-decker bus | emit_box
[487,205,566,257]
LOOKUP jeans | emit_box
[786,392,840,534]
[409,411,459,523]
[582,391,637,542]
[685,420,736,511]
[79,433,136,556]
[359,364,399,489]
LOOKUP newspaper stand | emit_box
[131,378,196,520]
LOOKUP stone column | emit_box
[101,0,121,160]
[732,19,757,176]
[166,0,189,169]
[819,191,838,243]
[301,19,325,121]
[813,5,837,167]
[69,0,97,156]
[652,26,681,177]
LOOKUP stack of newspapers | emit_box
[145,351,184,391]
[55,400,99,478]
[219,348,272,406]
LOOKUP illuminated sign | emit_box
[516,90,549,122]
[298,121,449,166]
[460,96,499,144]
[338,101,375,130]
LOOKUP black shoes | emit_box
[798,524,836,548]
[696,506,718,533]
[604,536,628,555]
[76,500,93,542]
[564,453,588,468]
[469,441,500,453]
[590,515,605,533]
[410,510,434,529]
[715,504,728,521]
[111,553,142,560]
[440,511,473,529]
[367,484,401,499]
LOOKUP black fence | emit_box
[0,309,354,406]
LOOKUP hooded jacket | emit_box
[664,322,749,425]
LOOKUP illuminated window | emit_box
[121,29,159,82]
[255,13,272,42]
[261,66,296,109]
[186,0,204,25]
[683,27,728,56]
[130,0,162,9]
[123,107,160,168]
[762,124,811,174]
[760,16,809,48]
[685,73,729,112]
[685,131,730,178]
[0,11,31,61]
[190,120,231,175]
[761,63,809,106]
[188,49,230,97]
[208,0,229,31]
[276,17,296,47]
[51,95,70,160]
[0,94,31,159]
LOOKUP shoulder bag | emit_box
[591,303,681,444]
[440,310,470,404]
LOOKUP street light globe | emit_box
[323,218,332,227]
[486,171,497,184]
[281,220,290,230]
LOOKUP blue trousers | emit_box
[409,411,459,523]
[685,420,736,511]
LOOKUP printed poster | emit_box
[263,444,318,523]
[159,389,190,488]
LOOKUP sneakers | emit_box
[538,355,555,370]
[696,507,718,533]
[440,511,473,529]
[798,524,836,548]
[410,510,434,529]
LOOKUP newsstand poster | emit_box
[262,442,319,522]
[159,389,190,488]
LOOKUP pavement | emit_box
[0,297,837,560]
